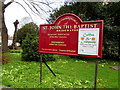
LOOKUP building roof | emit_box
[8,35,13,40]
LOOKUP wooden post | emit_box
[94,59,99,90]
[40,54,42,84]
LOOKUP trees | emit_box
[1,1,13,52]
[16,22,38,45]
[1,0,53,52]
[102,2,120,59]
[105,2,120,26]
[21,23,55,62]
[48,2,120,59]
[48,2,105,23]
[1,0,56,64]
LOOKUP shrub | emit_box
[22,34,55,62]
[103,26,119,60]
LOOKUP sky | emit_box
[4,0,65,36]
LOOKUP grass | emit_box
[1,52,119,88]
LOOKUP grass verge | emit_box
[1,52,119,88]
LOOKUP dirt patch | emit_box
[0,86,16,90]
[109,66,120,71]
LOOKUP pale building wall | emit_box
[8,40,12,46]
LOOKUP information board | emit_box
[78,28,99,55]
[38,13,103,58]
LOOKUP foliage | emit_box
[48,2,120,59]
[1,53,118,88]
[105,2,120,26]
[103,25,119,59]
[21,33,39,61]
[21,33,55,62]
[16,22,39,45]
[48,2,104,23]
[16,22,55,62]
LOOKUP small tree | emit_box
[22,34,55,62]
[22,34,40,61]
[16,22,38,45]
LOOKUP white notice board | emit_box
[78,28,99,56]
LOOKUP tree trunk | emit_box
[1,2,8,52]
[12,20,19,49]
[0,1,2,64]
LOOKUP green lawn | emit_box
[1,52,119,88]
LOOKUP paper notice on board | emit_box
[78,28,99,56]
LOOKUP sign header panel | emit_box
[38,13,103,58]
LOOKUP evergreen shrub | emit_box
[22,34,55,62]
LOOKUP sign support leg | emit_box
[43,60,56,77]
[94,59,99,90]
[40,54,43,84]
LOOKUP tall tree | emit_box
[1,0,53,52]
[1,1,13,52]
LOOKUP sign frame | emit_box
[38,13,103,58]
